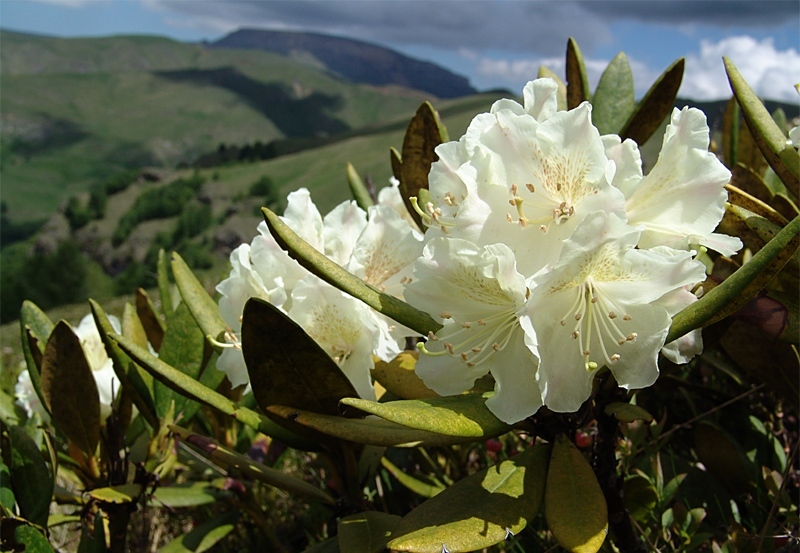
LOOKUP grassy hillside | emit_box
[0,31,434,222]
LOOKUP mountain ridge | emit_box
[210,28,477,99]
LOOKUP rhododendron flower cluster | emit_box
[405,78,739,422]
[218,78,739,424]
[216,185,422,400]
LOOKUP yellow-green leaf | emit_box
[340,393,511,438]
[19,301,54,413]
[667,213,800,342]
[591,52,635,136]
[171,252,227,345]
[388,443,550,552]
[725,57,800,199]
[371,351,438,400]
[88,484,142,504]
[41,321,100,460]
[545,434,608,553]
[347,162,374,210]
[267,405,482,448]
[157,249,175,318]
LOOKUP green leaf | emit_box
[371,351,438,400]
[267,405,483,448]
[338,511,402,553]
[148,481,226,508]
[537,65,567,111]
[0,518,55,553]
[303,536,340,553]
[622,475,658,522]
[399,102,446,229]
[591,52,635,136]
[620,58,684,146]
[242,298,359,418]
[694,422,753,494]
[154,302,205,420]
[136,288,165,352]
[604,402,653,423]
[667,213,800,343]
[725,57,800,199]
[261,208,441,337]
[90,299,159,430]
[545,435,608,553]
[380,457,444,498]
[731,163,774,204]
[0,455,16,513]
[171,252,227,344]
[41,321,101,461]
[88,484,142,504]
[7,425,53,527]
[157,249,175,318]
[340,393,512,439]
[722,97,740,169]
[170,425,337,505]
[111,332,319,450]
[159,511,239,553]
[390,147,403,181]
[387,443,550,552]
[347,162,374,210]
[566,37,591,109]
[19,301,54,415]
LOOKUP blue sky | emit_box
[2,0,798,101]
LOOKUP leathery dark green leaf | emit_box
[388,443,550,552]
[40,321,100,459]
[566,37,591,109]
[171,252,227,345]
[242,298,360,417]
[7,424,53,528]
[399,102,445,230]
[620,58,684,146]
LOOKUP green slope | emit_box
[0,31,434,222]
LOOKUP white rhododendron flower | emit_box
[422,84,625,276]
[605,107,742,256]
[403,78,739,422]
[16,314,124,423]
[404,238,541,423]
[522,212,706,412]
[216,187,421,396]
[15,366,49,422]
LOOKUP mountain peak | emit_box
[211,28,476,99]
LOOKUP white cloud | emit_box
[25,0,91,6]
[682,36,800,101]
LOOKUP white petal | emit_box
[484,327,542,423]
[348,205,423,297]
[323,200,367,266]
[217,347,250,389]
[522,78,559,122]
[602,134,643,198]
[624,107,737,255]
[281,188,324,251]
